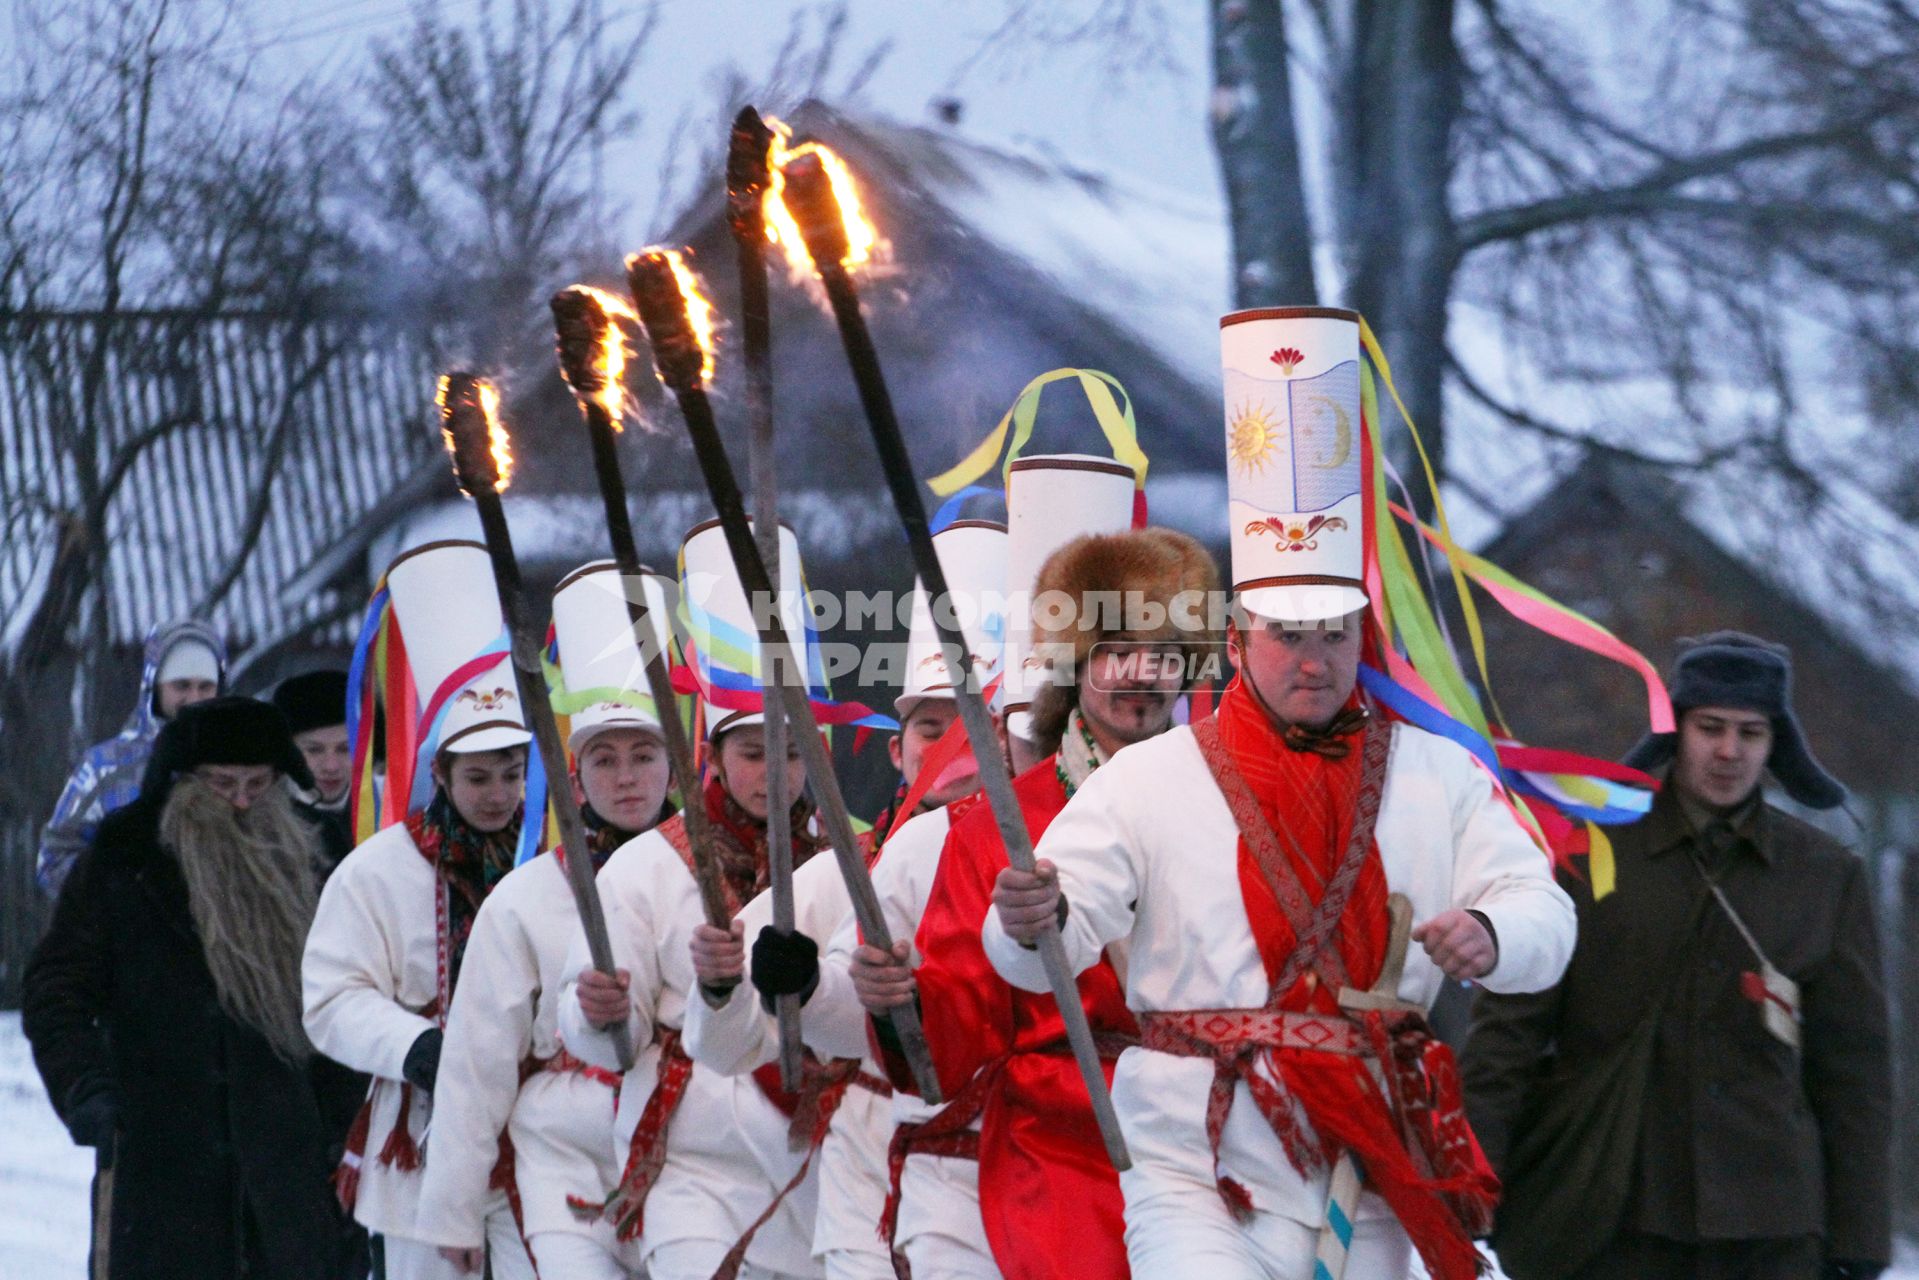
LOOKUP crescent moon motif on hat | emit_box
[1302,395,1352,470]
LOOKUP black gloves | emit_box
[1826,1263,1886,1280]
[752,926,820,1011]
[402,1027,444,1093]
[63,1083,120,1159]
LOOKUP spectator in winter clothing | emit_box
[22,696,352,1280]
[273,668,355,872]
[1464,633,1892,1280]
[36,618,227,896]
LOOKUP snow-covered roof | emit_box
[908,124,1230,395]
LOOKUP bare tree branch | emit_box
[1457,117,1882,252]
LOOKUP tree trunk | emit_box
[1210,0,1318,307]
[1332,0,1461,516]
[1902,847,1919,1235]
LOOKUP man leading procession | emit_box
[20,118,1897,1280]
[985,309,1576,1279]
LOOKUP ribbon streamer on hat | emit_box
[928,368,1150,527]
[1351,318,1671,898]
[674,541,898,732]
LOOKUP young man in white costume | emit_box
[303,540,538,1280]
[561,520,835,1280]
[983,309,1578,1280]
[681,519,1008,1280]
[412,562,677,1278]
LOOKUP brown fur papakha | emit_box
[1027,526,1221,753]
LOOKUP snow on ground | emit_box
[0,1012,92,1280]
[3,1010,1917,1278]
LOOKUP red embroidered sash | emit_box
[575,814,883,1265]
[708,1056,888,1280]
[1146,713,1389,1204]
[542,1043,624,1091]
[333,995,443,1212]
[569,1028,695,1242]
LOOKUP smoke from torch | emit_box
[552,285,642,427]
[439,373,512,492]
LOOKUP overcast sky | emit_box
[224,0,1224,246]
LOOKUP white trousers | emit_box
[382,1208,535,1280]
[1123,1187,1412,1280]
[822,1246,896,1280]
[900,1229,1003,1280]
[894,1155,998,1279]
[647,1238,810,1280]
[528,1229,648,1278]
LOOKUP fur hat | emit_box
[142,696,315,800]
[1027,527,1220,752]
[271,669,348,737]
[1622,630,1845,810]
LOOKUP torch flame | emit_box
[625,247,718,387]
[437,374,513,493]
[567,284,642,426]
[762,119,881,281]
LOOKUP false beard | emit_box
[160,775,321,1065]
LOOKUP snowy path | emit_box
[0,1012,92,1279]
[3,1011,1915,1278]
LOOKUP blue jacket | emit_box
[36,619,227,896]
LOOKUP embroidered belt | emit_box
[1138,1008,1367,1058]
[333,998,443,1213]
[1134,1006,1374,1222]
[540,1044,624,1091]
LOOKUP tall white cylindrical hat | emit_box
[551,560,673,755]
[898,521,1008,716]
[677,518,812,741]
[1220,307,1369,622]
[1002,455,1137,742]
[384,540,532,755]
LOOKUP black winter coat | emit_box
[22,798,350,1280]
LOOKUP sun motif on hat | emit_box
[1229,400,1283,475]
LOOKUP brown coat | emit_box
[1462,786,1892,1265]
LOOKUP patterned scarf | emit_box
[866,778,913,851]
[699,773,828,908]
[1054,708,1107,799]
[407,790,522,996]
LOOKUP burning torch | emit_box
[549,285,736,938]
[727,105,803,1092]
[439,372,634,1071]
[776,151,1131,1168]
[625,246,945,1105]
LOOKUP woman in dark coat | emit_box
[23,697,351,1280]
